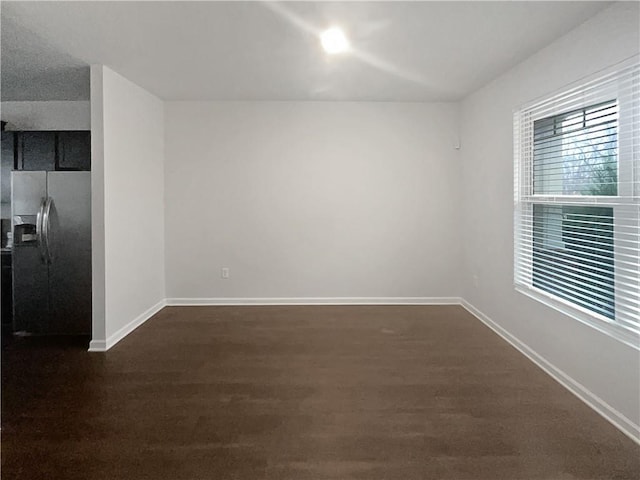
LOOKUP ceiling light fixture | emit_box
[320,27,350,55]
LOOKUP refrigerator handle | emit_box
[42,197,53,264]
[36,197,47,263]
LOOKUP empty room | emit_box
[1,1,639,479]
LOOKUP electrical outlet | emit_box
[473,274,479,287]
[221,267,230,279]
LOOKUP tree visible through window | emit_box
[532,102,617,319]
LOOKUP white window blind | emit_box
[514,59,640,345]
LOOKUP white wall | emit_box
[89,65,165,350]
[164,102,461,302]
[1,101,90,130]
[460,2,640,438]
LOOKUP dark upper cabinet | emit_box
[57,131,91,171]
[12,131,90,172]
[1,132,14,204]
[16,132,56,171]
[1,132,14,162]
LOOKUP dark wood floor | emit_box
[1,305,639,479]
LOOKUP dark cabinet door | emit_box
[1,132,14,165]
[16,132,56,171]
[1,132,14,204]
[57,131,91,171]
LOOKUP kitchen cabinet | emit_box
[12,131,91,172]
[16,131,56,171]
[1,132,14,204]
[57,131,91,171]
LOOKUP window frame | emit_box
[513,59,640,349]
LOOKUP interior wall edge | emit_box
[460,299,640,446]
[88,298,166,352]
[89,64,107,347]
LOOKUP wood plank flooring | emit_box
[2,305,639,479]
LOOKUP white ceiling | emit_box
[1,1,612,102]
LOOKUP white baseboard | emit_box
[165,296,461,306]
[88,299,166,352]
[87,339,106,351]
[460,299,640,446]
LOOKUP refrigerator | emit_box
[11,171,91,334]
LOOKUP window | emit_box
[514,60,640,345]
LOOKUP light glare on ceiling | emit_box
[320,27,349,55]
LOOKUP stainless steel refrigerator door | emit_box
[46,172,92,334]
[11,171,49,332]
